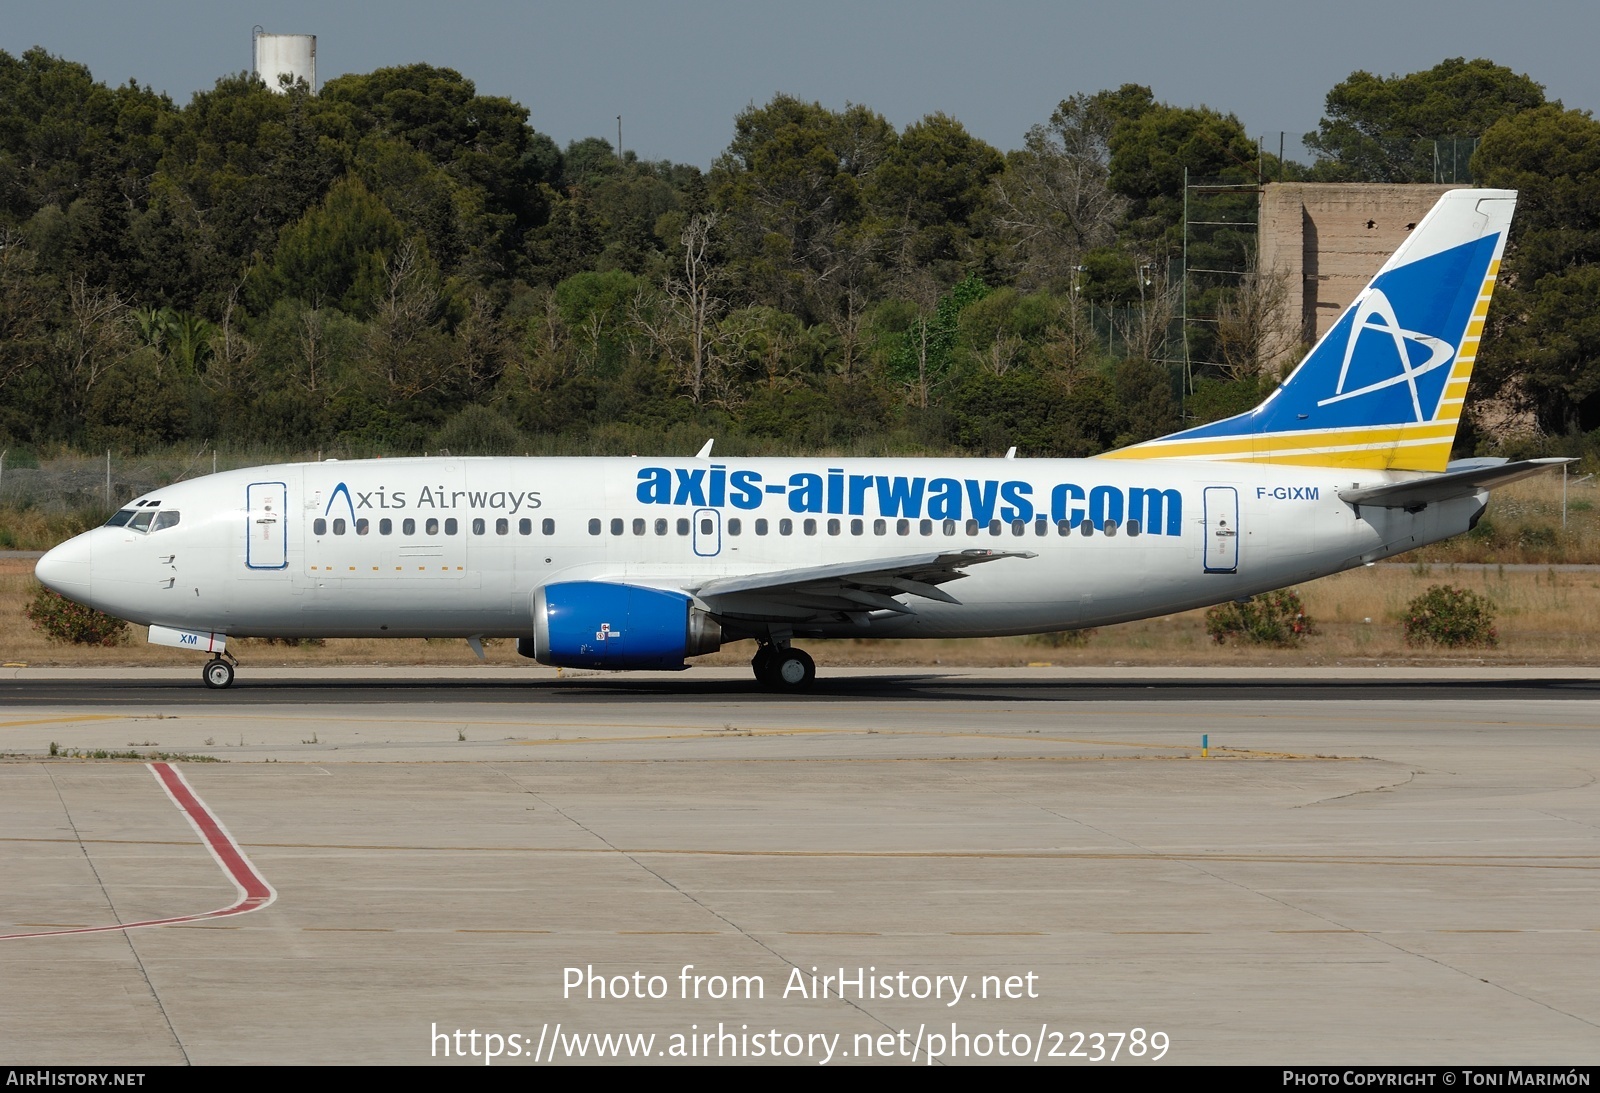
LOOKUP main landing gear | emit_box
[202,652,238,689]
[750,643,815,691]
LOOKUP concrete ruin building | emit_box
[1258,182,1455,346]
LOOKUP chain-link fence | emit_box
[0,448,293,520]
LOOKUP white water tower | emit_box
[252,27,316,94]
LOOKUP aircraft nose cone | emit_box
[35,534,93,602]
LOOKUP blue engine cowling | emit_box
[527,581,722,670]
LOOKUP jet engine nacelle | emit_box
[525,581,722,670]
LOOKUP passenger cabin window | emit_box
[403,518,416,535]
[542,518,555,535]
[827,518,840,535]
[588,519,602,535]
[313,518,327,535]
[1127,519,1142,537]
[896,519,910,536]
[380,518,393,535]
[473,518,487,535]
[920,519,933,536]
[632,518,645,536]
[728,518,741,535]
[655,518,668,535]
[874,519,886,535]
[944,519,957,536]
[803,518,817,536]
[676,518,690,536]
[850,518,863,535]
[497,518,509,535]
[611,518,624,536]
[755,519,769,536]
[355,518,369,535]
[519,518,532,535]
[779,519,793,536]
[332,518,346,535]
[426,518,440,535]
[444,518,458,536]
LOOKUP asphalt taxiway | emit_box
[3,666,1598,1065]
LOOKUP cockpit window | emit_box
[152,511,180,532]
[105,509,137,527]
[129,510,155,532]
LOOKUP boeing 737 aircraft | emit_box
[34,188,1563,689]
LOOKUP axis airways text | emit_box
[634,465,1183,534]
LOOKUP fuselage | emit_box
[36,454,1485,643]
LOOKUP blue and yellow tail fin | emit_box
[1103,188,1516,472]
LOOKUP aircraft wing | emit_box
[691,549,1035,621]
[1339,457,1572,511]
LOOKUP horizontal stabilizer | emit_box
[1339,457,1571,510]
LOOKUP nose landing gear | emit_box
[202,653,238,689]
[751,643,815,690]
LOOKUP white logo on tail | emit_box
[1317,288,1456,422]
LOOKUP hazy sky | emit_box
[5,1,1594,166]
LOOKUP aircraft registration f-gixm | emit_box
[35,188,1563,689]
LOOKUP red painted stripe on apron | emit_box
[1,763,276,940]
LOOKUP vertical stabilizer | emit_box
[1103,188,1516,471]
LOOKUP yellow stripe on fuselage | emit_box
[1107,439,1459,471]
[1099,430,1458,472]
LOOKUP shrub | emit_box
[25,585,130,645]
[1403,584,1497,647]
[434,404,524,456]
[1518,524,1558,550]
[1205,588,1315,646]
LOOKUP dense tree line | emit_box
[0,49,1595,462]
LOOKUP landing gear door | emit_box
[246,481,288,570]
[1203,486,1239,574]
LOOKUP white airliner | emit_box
[35,188,1563,689]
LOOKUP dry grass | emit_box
[1410,471,1600,565]
[5,557,1597,669]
